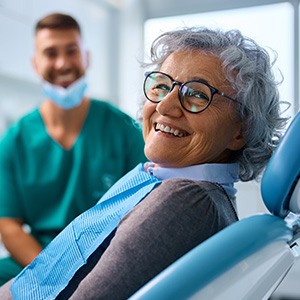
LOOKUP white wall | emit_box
[117,0,146,118]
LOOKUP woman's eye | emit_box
[192,92,209,100]
[186,89,209,101]
[154,84,170,91]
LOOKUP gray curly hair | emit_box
[142,27,289,181]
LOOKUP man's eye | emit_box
[67,48,80,56]
[44,51,57,59]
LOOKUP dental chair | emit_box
[130,111,300,300]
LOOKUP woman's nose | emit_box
[156,86,183,117]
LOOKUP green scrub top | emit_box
[0,99,147,248]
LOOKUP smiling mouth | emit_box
[155,123,188,137]
[54,74,76,86]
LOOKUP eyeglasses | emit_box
[143,71,236,113]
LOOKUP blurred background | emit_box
[0,0,299,298]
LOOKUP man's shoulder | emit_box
[89,99,140,130]
[90,99,116,110]
[1,108,41,140]
[90,99,131,118]
[18,108,41,123]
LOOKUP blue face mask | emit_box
[42,76,88,110]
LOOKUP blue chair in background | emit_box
[130,111,300,300]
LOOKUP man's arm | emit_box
[0,218,42,267]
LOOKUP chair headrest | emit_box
[261,112,300,218]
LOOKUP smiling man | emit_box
[0,13,146,285]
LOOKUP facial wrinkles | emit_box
[143,51,240,167]
[163,52,204,83]
[163,51,234,100]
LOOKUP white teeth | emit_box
[155,123,185,137]
[56,74,75,83]
[174,129,182,137]
[164,126,171,133]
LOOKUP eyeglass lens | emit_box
[144,72,212,113]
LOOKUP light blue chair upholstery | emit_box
[130,112,300,300]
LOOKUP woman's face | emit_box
[143,50,245,168]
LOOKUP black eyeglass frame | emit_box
[143,71,236,114]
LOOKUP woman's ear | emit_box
[227,124,245,151]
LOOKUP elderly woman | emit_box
[0,27,287,299]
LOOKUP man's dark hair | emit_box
[35,13,81,34]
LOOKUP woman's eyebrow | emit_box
[188,76,211,85]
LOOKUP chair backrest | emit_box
[261,111,300,217]
[130,112,300,300]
